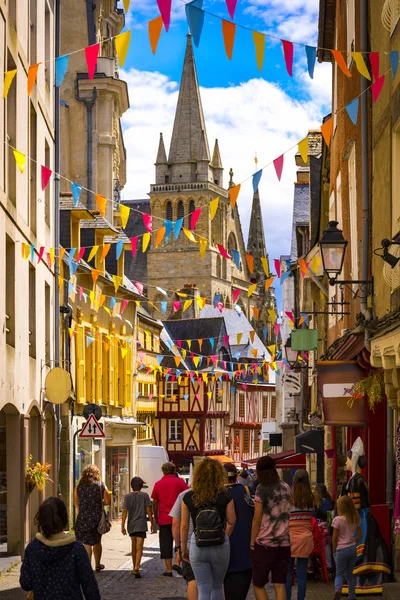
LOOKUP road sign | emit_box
[83,403,103,421]
[79,414,105,439]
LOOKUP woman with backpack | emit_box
[181,458,236,600]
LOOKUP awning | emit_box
[207,455,233,464]
[242,451,306,470]
[103,417,145,428]
[296,430,324,454]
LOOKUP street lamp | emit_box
[374,238,400,269]
[319,221,347,285]
[284,335,299,368]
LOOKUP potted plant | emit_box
[26,455,52,494]
[346,373,385,411]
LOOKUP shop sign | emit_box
[317,361,366,427]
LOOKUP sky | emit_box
[117,0,332,308]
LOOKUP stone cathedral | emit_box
[128,35,276,342]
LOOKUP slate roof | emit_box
[290,182,310,263]
[123,199,150,287]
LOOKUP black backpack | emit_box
[194,502,225,547]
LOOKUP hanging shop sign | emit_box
[317,361,366,427]
[44,367,72,404]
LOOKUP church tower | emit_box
[147,35,268,323]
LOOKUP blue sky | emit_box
[118,0,331,311]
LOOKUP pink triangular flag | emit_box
[85,43,100,80]
[142,213,152,233]
[369,52,380,81]
[76,247,86,262]
[121,299,129,314]
[217,244,231,259]
[134,281,144,296]
[224,335,229,346]
[372,75,385,103]
[282,40,294,76]
[173,300,180,312]
[225,0,237,19]
[274,323,281,337]
[274,259,281,278]
[41,165,52,191]
[285,311,295,322]
[190,207,202,231]
[156,0,172,32]
[37,246,45,263]
[79,286,83,301]
[232,289,241,304]
[131,236,138,257]
[273,154,284,181]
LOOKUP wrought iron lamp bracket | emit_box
[329,278,373,300]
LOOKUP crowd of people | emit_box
[19,438,391,600]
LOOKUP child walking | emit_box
[121,477,155,578]
[332,495,362,600]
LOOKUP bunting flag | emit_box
[85,43,100,79]
[282,40,294,76]
[229,184,241,208]
[252,31,265,71]
[274,323,281,338]
[121,347,128,360]
[13,149,26,173]
[248,283,257,297]
[155,226,166,248]
[49,247,55,266]
[265,277,274,292]
[252,307,259,320]
[252,169,263,193]
[96,194,107,217]
[391,51,399,79]
[249,330,255,343]
[285,311,295,322]
[37,246,45,263]
[71,182,82,206]
[160,301,167,314]
[346,98,359,125]
[76,247,86,262]
[217,244,230,259]
[246,254,254,273]
[372,75,385,103]
[115,240,123,260]
[352,52,371,80]
[156,0,172,31]
[222,20,236,60]
[142,232,151,252]
[190,207,202,230]
[22,243,30,260]
[100,244,111,262]
[237,333,242,344]
[231,249,240,269]
[331,50,352,77]
[193,356,200,368]
[123,0,130,11]
[268,309,277,323]
[209,197,219,220]
[305,46,316,79]
[300,312,309,326]
[165,220,173,243]
[134,281,144,296]
[299,257,309,276]
[174,218,183,239]
[87,245,99,262]
[273,154,284,181]
[232,289,241,304]
[41,166,52,191]
[121,299,129,314]
[251,349,258,358]
[321,117,333,146]
[119,203,130,228]
[113,275,122,293]
[259,257,269,276]
[3,69,16,98]
[92,269,100,286]
[311,254,322,271]
[148,16,163,54]
[185,1,204,47]
[280,270,291,284]
[28,63,40,95]
[68,328,76,340]
[199,238,207,259]
[131,236,138,257]
[183,299,193,312]
[142,213,152,233]
[298,137,308,163]
[369,52,380,80]
[274,259,281,278]
[30,244,35,262]
[55,55,69,87]
[183,228,197,242]
[267,344,276,356]
[115,31,131,68]
[173,300,180,313]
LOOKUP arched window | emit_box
[222,258,227,280]
[216,255,222,279]
[166,201,173,221]
[188,199,196,227]
[177,200,184,220]
[228,232,238,252]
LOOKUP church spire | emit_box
[155,132,167,164]
[212,139,223,168]
[168,35,211,178]
[247,189,267,276]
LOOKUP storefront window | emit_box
[106,447,130,520]
[75,439,93,484]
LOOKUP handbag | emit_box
[97,484,111,535]
[27,593,34,600]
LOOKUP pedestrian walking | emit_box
[151,462,188,576]
[223,463,254,600]
[314,483,334,569]
[285,469,314,600]
[332,496,362,600]
[20,497,100,600]
[170,488,198,600]
[237,469,250,487]
[181,458,236,600]
[74,464,111,572]
[121,476,155,578]
[250,455,292,600]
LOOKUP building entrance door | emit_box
[106,447,130,521]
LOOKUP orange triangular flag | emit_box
[222,20,236,60]
[99,294,106,307]
[331,50,352,77]
[249,330,255,343]
[246,254,254,273]
[229,184,241,209]
[252,31,265,71]
[96,194,107,217]
[68,328,76,340]
[251,349,258,358]
[265,277,274,292]
[155,226,166,248]
[100,244,111,262]
[174,356,182,367]
[28,63,40,95]
[321,117,333,147]
[252,307,259,320]
[92,269,100,286]
[148,16,163,55]
[59,248,65,265]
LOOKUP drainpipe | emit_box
[75,80,97,210]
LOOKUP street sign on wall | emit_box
[79,414,105,439]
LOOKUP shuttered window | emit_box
[243,430,250,452]
[271,395,277,419]
[239,393,245,418]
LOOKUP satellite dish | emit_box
[383,244,400,289]
[44,367,72,404]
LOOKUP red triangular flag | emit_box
[369,52,380,81]
[131,236,138,257]
[190,207,202,231]
[372,76,385,103]
[142,213,152,233]
[273,155,284,181]
[85,43,100,80]
[282,40,294,76]
[37,246,45,263]
[225,0,237,19]
[41,165,52,191]
[76,247,86,262]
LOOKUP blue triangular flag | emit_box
[252,169,263,193]
[110,297,116,309]
[82,293,88,303]
[209,337,215,349]
[346,97,359,125]
[305,46,316,79]
[184,394,189,400]
[165,373,170,382]
[68,249,76,265]
[30,244,35,262]
[55,54,69,87]
[174,218,183,239]
[231,249,240,269]
[280,270,291,284]
[157,355,164,365]
[160,301,167,314]
[276,350,282,360]
[68,281,74,296]
[213,293,222,307]
[70,261,78,276]
[86,335,94,347]
[136,391,140,398]
[231,386,236,394]
[115,240,123,260]
[165,220,173,243]
[286,259,291,270]
[176,369,181,377]
[263,326,267,338]
[71,182,82,206]
[185,0,204,48]
[391,51,399,80]
[300,311,309,326]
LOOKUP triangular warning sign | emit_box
[79,414,105,439]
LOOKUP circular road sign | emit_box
[83,404,103,421]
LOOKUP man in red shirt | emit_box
[152,462,188,576]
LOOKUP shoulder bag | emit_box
[97,483,111,535]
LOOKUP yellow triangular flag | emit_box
[115,30,131,68]
[199,238,207,259]
[251,349,258,358]
[155,226,166,248]
[202,373,208,384]
[260,257,269,276]
[237,333,242,344]
[265,277,274,292]
[298,137,308,164]
[100,244,110,262]
[267,344,276,356]
[50,248,55,266]
[229,184,241,209]
[183,228,197,243]
[119,204,130,228]
[58,276,63,291]
[89,290,95,303]
[196,297,206,310]
[96,194,107,217]
[182,349,187,359]
[13,148,26,173]
[121,347,128,359]
[183,299,193,312]
[248,283,257,297]
[311,255,322,271]
[209,197,219,220]
[3,69,16,98]
[123,0,130,11]
[176,292,188,298]
[87,245,99,262]
[193,356,200,368]
[187,340,192,349]
[252,31,265,71]
[103,306,111,316]
[113,275,122,293]
[351,52,371,80]
[249,330,255,343]
[68,328,76,339]
[268,309,277,323]
[21,243,29,260]
[142,232,151,252]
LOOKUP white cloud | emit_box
[120,67,328,264]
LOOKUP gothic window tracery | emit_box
[166,201,173,221]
